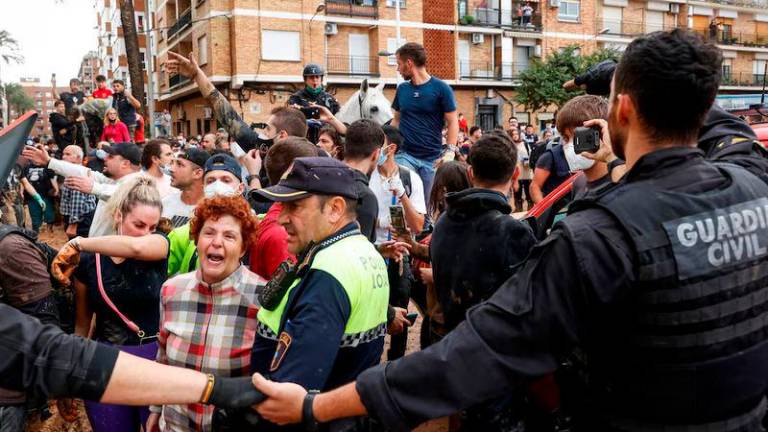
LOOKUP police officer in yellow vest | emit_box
[244,156,389,429]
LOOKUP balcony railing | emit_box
[708,0,768,8]
[598,18,680,37]
[460,7,542,31]
[167,8,192,41]
[326,0,378,18]
[326,55,380,76]
[169,74,190,89]
[721,72,768,87]
[690,28,768,48]
[458,61,529,80]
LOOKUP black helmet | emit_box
[303,64,324,77]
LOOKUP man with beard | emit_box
[22,142,142,236]
[52,77,85,114]
[50,100,75,148]
[251,30,768,432]
[391,43,458,195]
[162,148,210,228]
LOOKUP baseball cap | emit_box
[253,157,358,202]
[178,148,211,168]
[103,142,142,165]
[204,153,242,181]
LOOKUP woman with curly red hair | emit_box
[147,195,266,432]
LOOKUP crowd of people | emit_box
[2,30,768,432]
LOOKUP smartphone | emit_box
[389,205,407,234]
[573,126,600,154]
[300,106,320,120]
[406,313,419,325]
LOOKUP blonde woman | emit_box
[100,107,131,143]
[52,176,170,432]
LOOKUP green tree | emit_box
[515,45,621,112]
[3,83,33,114]
[0,29,24,125]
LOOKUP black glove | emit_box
[573,60,617,96]
[208,376,267,409]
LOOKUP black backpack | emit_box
[0,225,73,333]
[528,136,560,169]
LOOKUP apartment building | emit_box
[78,51,101,95]
[95,0,152,96]
[10,78,69,138]
[153,0,768,137]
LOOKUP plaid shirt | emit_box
[60,185,97,223]
[154,265,265,432]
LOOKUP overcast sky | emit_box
[0,1,98,85]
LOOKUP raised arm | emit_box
[166,52,260,150]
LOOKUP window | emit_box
[602,6,622,34]
[197,35,208,65]
[261,30,301,61]
[754,59,767,84]
[722,58,733,83]
[140,50,146,70]
[35,92,42,98]
[558,0,580,21]
[386,0,405,7]
[45,92,51,98]
[46,100,53,107]
[387,37,407,65]
[136,14,145,32]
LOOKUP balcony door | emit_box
[645,11,664,34]
[458,39,470,78]
[349,33,370,74]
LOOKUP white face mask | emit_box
[204,180,238,198]
[564,140,595,172]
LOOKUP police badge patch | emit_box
[270,331,293,372]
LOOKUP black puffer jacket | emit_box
[430,188,536,331]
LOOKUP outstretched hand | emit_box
[167,51,201,79]
[21,145,51,166]
[251,374,306,425]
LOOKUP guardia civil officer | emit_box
[250,30,768,432]
[288,64,341,115]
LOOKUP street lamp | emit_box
[309,3,326,64]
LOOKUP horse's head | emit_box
[336,79,394,125]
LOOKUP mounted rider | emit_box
[288,64,341,115]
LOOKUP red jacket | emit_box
[92,87,113,99]
[100,121,131,143]
[134,115,145,143]
[249,203,295,279]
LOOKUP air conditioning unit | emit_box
[549,0,560,8]
[669,3,680,13]
[203,107,213,119]
[471,33,484,44]
[324,23,338,35]
[176,106,186,120]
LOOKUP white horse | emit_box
[336,79,394,125]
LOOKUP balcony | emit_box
[708,0,768,8]
[169,74,190,89]
[460,5,542,32]
[326,55,380,76]
[167,8,192,41]
[598,19,680,37]
[721,72,767,87]
[326,0,378,18]
[458,61,529,80]
[689,28,768,48]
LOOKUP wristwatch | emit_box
[302,390,321,431]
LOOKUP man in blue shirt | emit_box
[392,43,459,195]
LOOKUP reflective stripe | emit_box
[340,323,387,348]
[257,321,278,341]
[639,284,768,326]
[635,308,768,348]
[640,261,768,304]
[610,397,766,432]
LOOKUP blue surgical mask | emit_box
[377,150,388,166]
[96,149,107,160]
[160,164,172,176]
